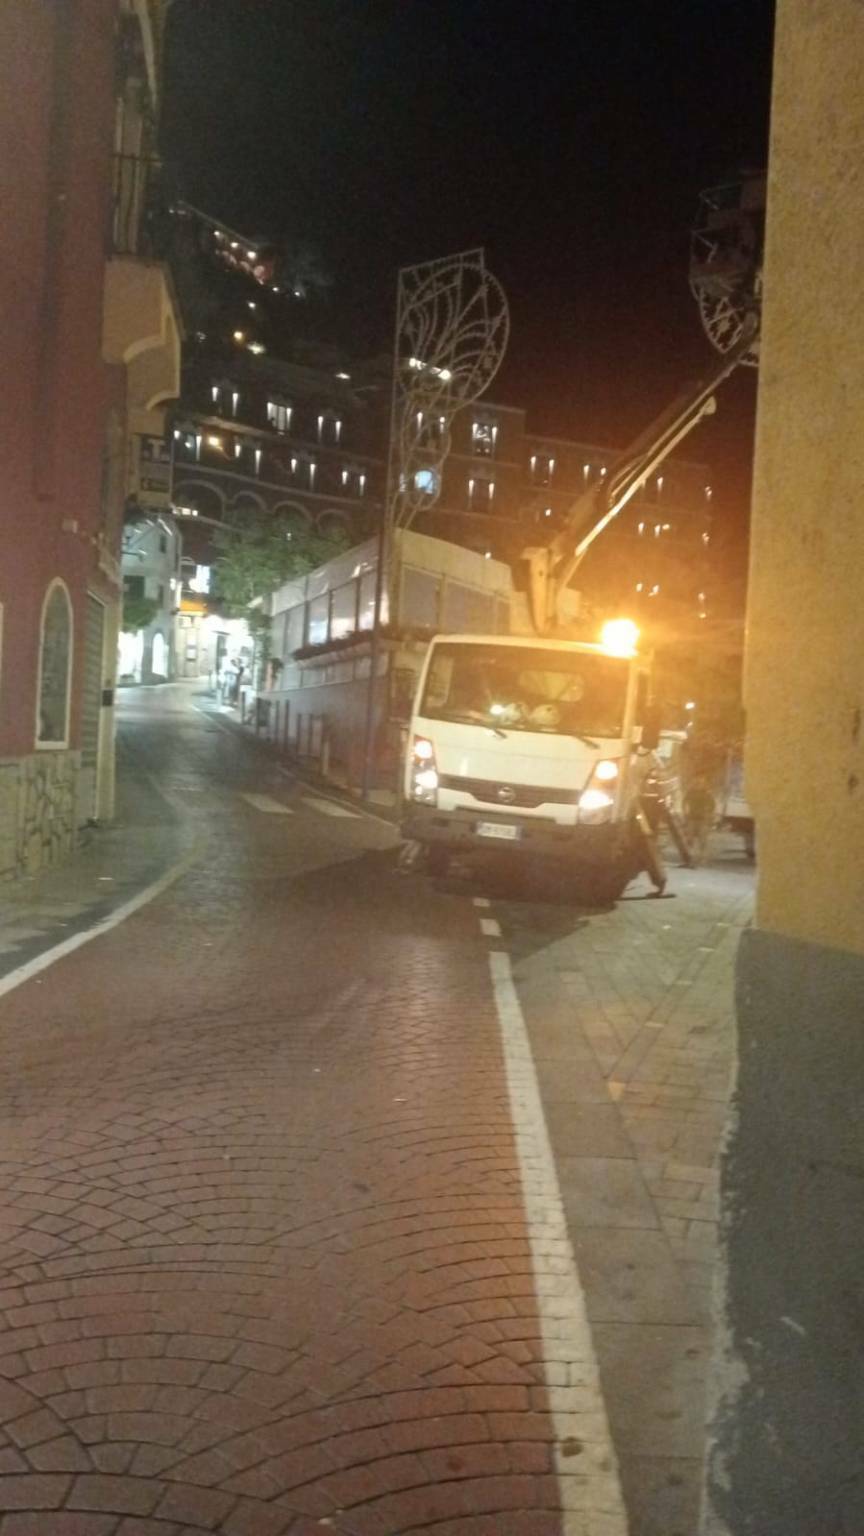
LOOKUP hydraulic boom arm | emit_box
[521,313,759,632]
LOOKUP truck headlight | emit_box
[411,736,438,805]
[579,787,614,813]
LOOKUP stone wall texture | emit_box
[0,751,80,881]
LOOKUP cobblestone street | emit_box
[0,687,753,1535]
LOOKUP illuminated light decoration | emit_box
[698,591,706,601]
[308,462,316,486]
[173,428,181,440]
[699,611,708,619]
[702,531,711,544]
[583,463,591,478]
[206,434,223,449]
[657,474,664,490]
[341,468,349,486]
[290,457,298,474]
[232,330,245,343]
[272,285,280,293]
[649,584,660,596]
[210,385,220,402]
[636,582,643,592]
[247,301,256,310]
[637,522,645,534]
[530,454,537,471]
[246,249,257,261]
[654,523,661,536]
[685,701,696,711]
[468,477,475,499]
[234,442,242,459]
[484,550,492,559]
[487,481,495,500]
[254,448,262,473]
[335,371,351,380]
[247,341,266,355]
[358,473,366,494]
[544,507,552,518]
[600,465,607,476]
[232,391,240,413]
[229,241,239,250]
[600,618,640,656]
[549,457,556,473]
[705,484,713,499]
[663,522,671,531]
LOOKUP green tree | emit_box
[122,594,160,632]
[212,515,349,615]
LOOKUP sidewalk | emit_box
[0,734,187,985]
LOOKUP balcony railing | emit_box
[110,154,174,260]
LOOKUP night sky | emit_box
[162,0,776,578]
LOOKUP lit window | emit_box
[472,421,497,457]
[267,401,292,433]
[415,468,439,495]
[37,581,73,747]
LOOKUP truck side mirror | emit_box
[641,703,661,751]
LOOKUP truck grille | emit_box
[438,774,580,809]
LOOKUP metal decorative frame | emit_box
[388,249,509,530]
[689,175,766,365]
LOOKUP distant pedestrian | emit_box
[683,776,716,865]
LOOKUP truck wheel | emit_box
[427,846,450,877]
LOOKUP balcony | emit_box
[103,155,181,422]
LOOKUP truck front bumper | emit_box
[401,803,627,865]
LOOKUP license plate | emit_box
[476,821,520,841]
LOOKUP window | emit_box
[37,581,73,747]
[317,413,343,445]
[472,420,498,457]
[421,642,630,740]
[123,575,145,600]
[529,453,554,486]
[307,593,329,645]
[267,400,292,433]
[414,468,439,496]
[330,582,358,639]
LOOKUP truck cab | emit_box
[401,631,657,898]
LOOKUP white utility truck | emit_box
[401,315,760,897]
[402,624,664,900]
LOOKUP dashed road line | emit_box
[487,947,628,1534]
[240,792,295,815]
[301,795,361,819]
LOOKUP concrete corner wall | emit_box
[743,0,864,955]
[705,3,864,1531]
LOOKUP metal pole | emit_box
[360,270,403,801]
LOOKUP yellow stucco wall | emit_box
[745,0,864,955]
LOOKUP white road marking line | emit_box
[488,948,628,1534]
[301,796,360,819]
[480,916,502,938]
[0,854,195,1006]
[473,896,492,908]
[240,793,294,815]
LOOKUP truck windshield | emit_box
[420,643,630,739]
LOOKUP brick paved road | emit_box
[0,689,635,1536]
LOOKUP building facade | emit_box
[0,0,180,878]
[119,515,181,684]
